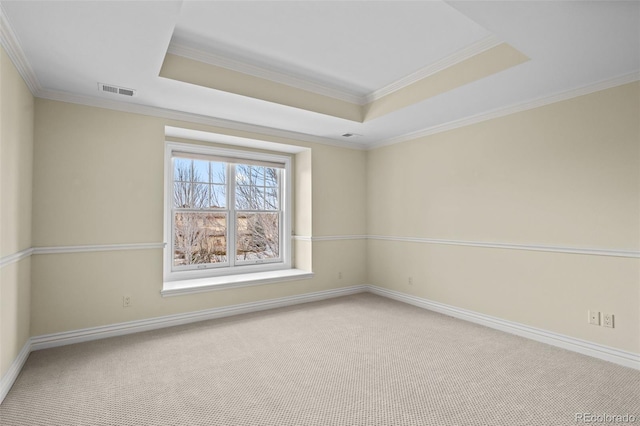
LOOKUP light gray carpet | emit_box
[1,293,638,426]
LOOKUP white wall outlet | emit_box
[338,271,343,280]
[123,295,132,308]
[588,310,600,326]
[602,313,614,328]
[408,277,413,285]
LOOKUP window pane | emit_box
[210,184,226,209]
[264,187,279,210]
[235,185,255,210]
[174,182,190,208]
[174,158,191,180]
[209,162,226,184]
[194,183,210,208]
[234,164,279,211]
[174,159,207,183]
[254,166,266,186]
[254,186,266,210]
[236,212,279,261]
[265,167,278,187]
[174,212,227,266]
[192,160,209,183]
[174,157,228,209]
[173,182,208,209]
[236,166,250,185]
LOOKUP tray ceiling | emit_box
[1,1,638,148]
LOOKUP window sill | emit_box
[161,269,314,297]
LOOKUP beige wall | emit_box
[0,46,34,378]
[310,144,367,237]
[367,82,640,353]
[30,99,367,336]
[2,45,638,378]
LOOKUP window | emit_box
[164,142,292,282]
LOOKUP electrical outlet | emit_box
[602,313,614,328]
[338,271,343,280]
[588,310,600,326]
[123,295,132,308]
[408,277,413,285]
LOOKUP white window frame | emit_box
[163,142,292,283]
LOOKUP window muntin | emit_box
[165,143,291,281]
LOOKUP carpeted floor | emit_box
[1,293,638,426]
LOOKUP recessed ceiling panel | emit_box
[1,0,637,148]
[171,0,493,97]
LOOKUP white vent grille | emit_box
[98,83,136,97]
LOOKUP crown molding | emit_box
[32,69,640,153]
[370,71,640,149]
[35,71,639,153]
[364,35,502,104]
[168,43,366,105]
[0,3,41,95]
[169,35,503,107]
[36,88,368,151]
[0,3,365,151]
[3,4,637,154]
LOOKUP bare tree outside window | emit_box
[173,159,227,267]
[235,165,280,261]
[172,158,281,269]
[166,145,289,281]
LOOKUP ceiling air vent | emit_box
[341,133,362,138]
[98,83,136,97]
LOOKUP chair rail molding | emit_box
[367,235,640,258]
[0,248,34,269]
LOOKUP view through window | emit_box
[166,145,290,280]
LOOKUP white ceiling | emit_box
[172,1,493,97]
[1,1,638,148]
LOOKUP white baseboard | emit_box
[367,285,640,370]
[0,285,366,405]
[30,285,368,351]
[3,283,638,405]
[0,341,31,404]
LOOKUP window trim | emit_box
[163,142,292,284]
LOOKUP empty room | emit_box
[1,1,639,425]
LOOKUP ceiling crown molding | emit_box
[168,35,503,108]
[364,35,502,104]
[0,6,365,151]
[0,3,41,95]
[371,71,640,149]
[3,5,636,153]
[168,42,366,105]
[36,88,368,151]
